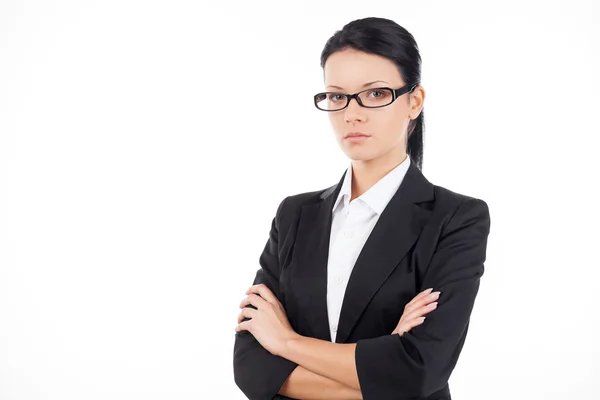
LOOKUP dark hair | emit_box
[320,17,425,170]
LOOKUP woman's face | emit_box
[323,49,424,164]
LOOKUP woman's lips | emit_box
[344,135,370,143]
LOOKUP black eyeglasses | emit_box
[314,83,418,111]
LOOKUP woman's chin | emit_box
[342,148,378,161]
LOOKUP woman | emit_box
[233,17,491,400]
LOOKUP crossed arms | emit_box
[233,197,491,400]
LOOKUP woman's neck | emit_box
[350,152,408,201]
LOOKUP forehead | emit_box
[323,49,402,89]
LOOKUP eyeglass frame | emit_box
[313,83,418,112]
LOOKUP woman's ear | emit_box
[409,86,425,119]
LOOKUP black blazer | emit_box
[233,160,491,400]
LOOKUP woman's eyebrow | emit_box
[326,80,390,90]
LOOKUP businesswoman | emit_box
[233,17,491,400]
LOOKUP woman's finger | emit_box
[246,284,278,304]
[237,307,257,324]
[407,290,439,311]
[393,315,427,335]
[404,301,438,321]
[237,308,248,324]
[404,291,440,314]
[235,319,251,333]
[240,293,268,310]
[403,316,425,332]
[393,295,440,335]
[403,288,432,310]
[240,296,253,308]
[405,288,433,309]
[400,301,437,328]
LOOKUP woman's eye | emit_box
[369,90,385,98]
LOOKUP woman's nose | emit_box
[344,97,366,122]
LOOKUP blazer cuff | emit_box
[355,334,426,400]
[234,332,299,400]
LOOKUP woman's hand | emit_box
[392,288,441,336]
[235,283,299,357]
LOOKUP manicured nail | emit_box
[417,317,426,322]
[430,291,440,299]
[429,302,438,308]
[424,288,433,294]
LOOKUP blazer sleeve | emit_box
[233,196,299,400]
[355,198,491,400]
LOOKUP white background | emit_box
[1,1,599,399]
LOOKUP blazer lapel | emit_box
[290,160,434,344]
[334,161,435,343]
[291,171,346,342]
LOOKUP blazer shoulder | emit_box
[431,183,489,217]
[274,183,335,225]
[283,184,335,209]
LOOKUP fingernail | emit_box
[430,291,440,299]
[429,302,438,308]
[424,288,433,294]
[417,317,426,322]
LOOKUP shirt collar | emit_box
[332,155,411,215]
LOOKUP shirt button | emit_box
[336,276,343,284]
[344,230,353,238]
[333,325,338,332]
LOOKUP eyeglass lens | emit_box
[315,88,394,111]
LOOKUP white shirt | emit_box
[326,155,411,342]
